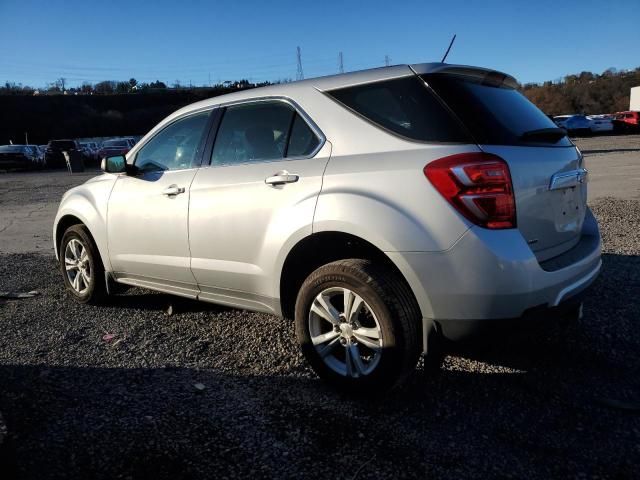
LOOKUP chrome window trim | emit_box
[204,96,326,168]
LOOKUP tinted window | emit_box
[211,102,294,166]
[286,113,320,157]
[424,73,571,146]
[135,111,209,172]
[327,76,470,143]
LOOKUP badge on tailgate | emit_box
[549,168,588,191]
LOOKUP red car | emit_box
[98,139,132,160]
[613,111,640,131]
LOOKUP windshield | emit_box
[423,73,571,147]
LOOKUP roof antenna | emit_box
[441,34,457,63]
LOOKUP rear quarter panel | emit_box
[314,146,477,252]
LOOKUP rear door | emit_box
[188,99,330,312]
[423,70,587,262]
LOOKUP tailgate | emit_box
[481,145,587,262]
[419,66,587,262]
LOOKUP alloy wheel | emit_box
[308,287,383,378]
[64,238,91,294]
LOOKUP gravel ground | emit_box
[0,197,638,479]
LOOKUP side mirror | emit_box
[101,155,127,173]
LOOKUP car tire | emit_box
[60,225,107,304]
[295,259,422,392]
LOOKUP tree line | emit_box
[522,67,639,115]
[1,67,638,144]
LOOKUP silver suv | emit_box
[54,63,601,390]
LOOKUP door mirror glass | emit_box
[102,155,127,173]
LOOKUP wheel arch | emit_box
[54,212,110,272]
[278,231,433,324]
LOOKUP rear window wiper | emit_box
[519,127,567,142]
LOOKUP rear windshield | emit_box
[326,76,471,143]
[423,73,571,147]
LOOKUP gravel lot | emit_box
[0,136,639,479]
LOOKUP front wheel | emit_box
[295,259,422,392]
[60,225,106,304]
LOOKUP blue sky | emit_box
[1,0,639,88]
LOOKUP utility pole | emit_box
[338,51,344,74]
[384,55,391,67]
[296,46,304,81]
[25,132,28,145]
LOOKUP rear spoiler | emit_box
[410,63,519,89]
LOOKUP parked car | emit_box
[553,115,592,135]
[97,139,132,160]
[54,62,601,391]
[0,145,42,170]
[36,145,48,164]
[27,145,47,168]
[45,139,81,168]
[79,142,100,163]
[612,111,640,132]
[587,115,614,133]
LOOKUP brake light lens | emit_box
[424,152,516,229]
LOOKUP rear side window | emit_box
[287,113,320,157]
[423,73,571,147]
[211,101,321,166]
[326,76,470,143]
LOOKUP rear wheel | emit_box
[60,225,106,304]
[295,259,422,392]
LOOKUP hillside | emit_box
[522,67,640,116]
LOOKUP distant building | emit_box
[631,86,640,110]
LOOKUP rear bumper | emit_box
[387,208,601,342]
[437,292,585,342]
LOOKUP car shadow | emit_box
[104,288,233,315]
[0,253,638,478]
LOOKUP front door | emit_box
[107,110,211,297]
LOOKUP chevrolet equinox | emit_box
[54,63,602,390]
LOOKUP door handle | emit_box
[265,171,299,186]
[162,185,186,196]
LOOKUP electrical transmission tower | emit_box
[384,55,391,67]
[296,46,304,80]
[338,51,344,73]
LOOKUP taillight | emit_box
[424,152,516,229]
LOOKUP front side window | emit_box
[211,101,320,166]
[135,111,210,172]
